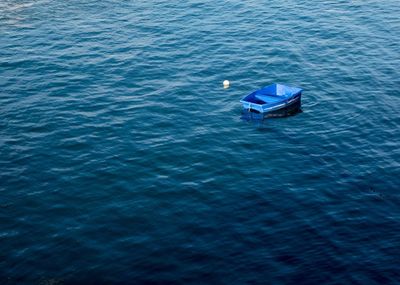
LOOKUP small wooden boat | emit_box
[240,83,303,113]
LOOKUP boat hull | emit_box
[241,99,302,121]
[240,83,303,114]
[241,93,302,114]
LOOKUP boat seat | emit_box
[255,95,282,103]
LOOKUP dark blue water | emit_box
[1,0,400,284]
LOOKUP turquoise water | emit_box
[1,0,400,284]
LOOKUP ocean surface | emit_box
[1,0,400,284]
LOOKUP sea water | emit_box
[1,0,400,284]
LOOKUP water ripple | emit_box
[1,0,400,284]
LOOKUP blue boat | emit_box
[240,83,303,114]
